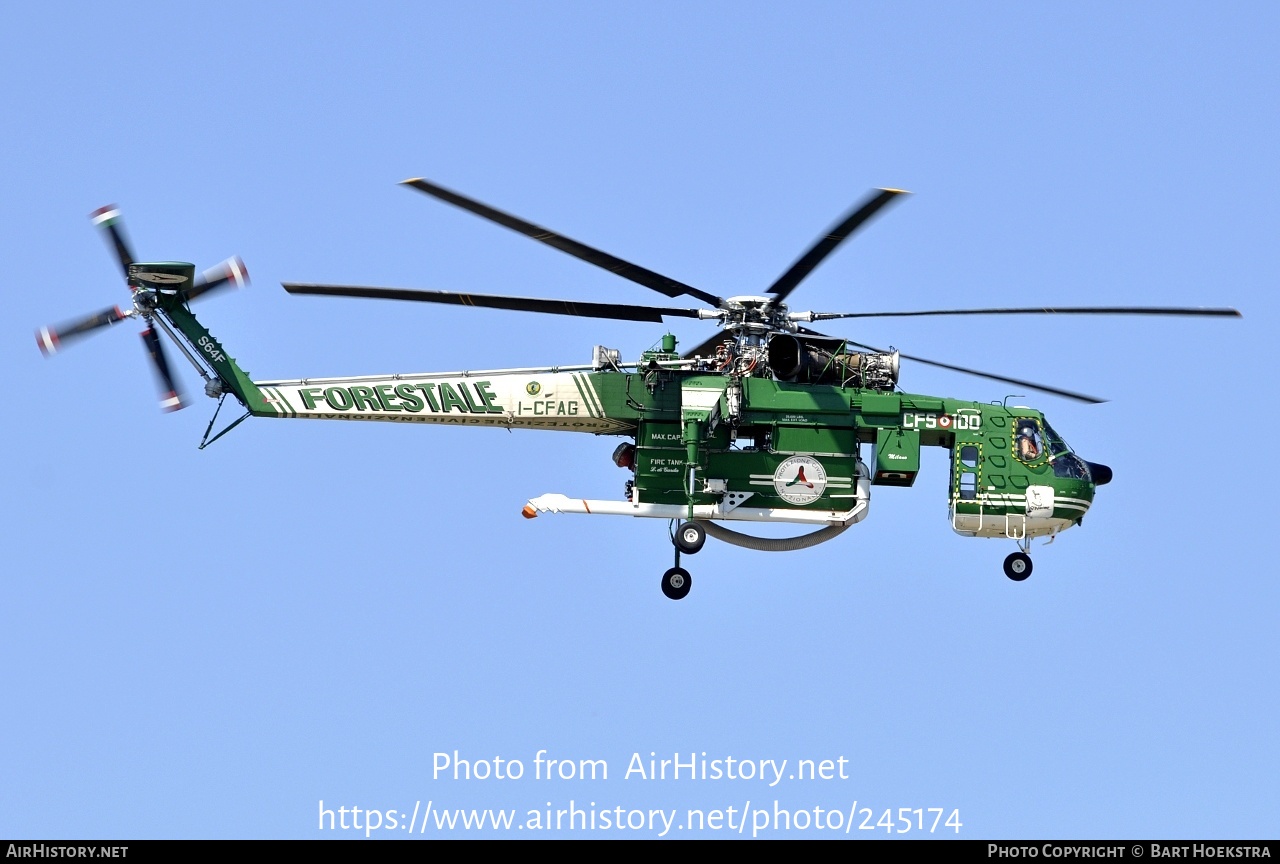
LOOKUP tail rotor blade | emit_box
[35,306,130,355]
[90,205,135,282]
[140,326,184,412]
[185,256,249,302]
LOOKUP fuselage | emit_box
[251,354,1104,539]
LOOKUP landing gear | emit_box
[660,521,705,599]
[661,567,692,600]
[1003,551,1033,581]
[674,521,706,554]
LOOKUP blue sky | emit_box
[3,2,1276,839]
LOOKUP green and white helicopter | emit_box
[38,183,1240,598]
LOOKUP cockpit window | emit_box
[1052,454,1091,480]
[1041,420,1089,479]
[1041,420,1071,458]
[1014,418,1044,463]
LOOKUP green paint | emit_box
[417,383,441,412]
[860,392,901,415]
[274,389,296,413]
[323,387,352,411]
[475,380,502,414]
[299,387,323,410]
[437,382,468,414]
[457,382,479,412]
[395,384,424,412]
[158,302,270,416]
[375,384,402,412]
[349,386,380,412]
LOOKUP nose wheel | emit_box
[1003,551,1033,581]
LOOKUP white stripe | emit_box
[773,451,859,458]
[38,328,57,354]
[973,498,1089,512]
[273,387,296,417]
[582,375,605,416]
[91,207,120,225]
[592,381,607,416]
[265,387,285,417]
[573,373,603,417]
[976,494,1092,506]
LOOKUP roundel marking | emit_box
[525,381,541,396]
[937,414,953,429]
[773,456,828,505]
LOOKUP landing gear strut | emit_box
[661,521,705,599]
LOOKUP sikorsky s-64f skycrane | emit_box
[37,183,1240,598]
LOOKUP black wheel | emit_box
[1003,552,1033,581]
[674,521,706,554]
[661,567,692,600]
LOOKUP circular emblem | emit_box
[773,456,828,505]
[937,414,953,429]
[525,381,541,396]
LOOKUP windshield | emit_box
[1041,420,1072,458]
[1042,419,1092,481]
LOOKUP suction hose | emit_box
[700,520,850,552]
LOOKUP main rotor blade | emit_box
[90,205,135,281]
[400,178,723,307]
[36,306,130,355]
[835,334,1106,404]
[766,188,908,302]
[808,305,1243,321]
[185,256,249,302]
[140,326,184,412]
[283,283,707,323]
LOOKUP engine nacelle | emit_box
[766,334,899,390]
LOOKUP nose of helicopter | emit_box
[1087,462,1113,486]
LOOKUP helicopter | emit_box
[37,184,1241,599]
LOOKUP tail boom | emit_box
[252,368,634,433]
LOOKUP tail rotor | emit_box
[36,205,249,412]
